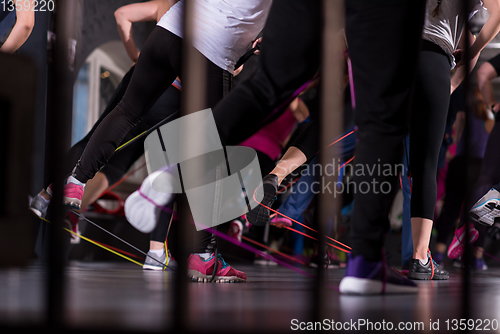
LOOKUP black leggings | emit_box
[436,156,483,244]
[73,27,226,183]
[410,41,451,220]
[47,66,181,188]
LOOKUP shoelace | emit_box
[217,254,229,269]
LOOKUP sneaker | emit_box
[227,220,243,242]
[246,174,278,226]
[269,215,292,228]
[339,254,418,294]
[407,258,449,280]
[143,250,177,271]
[470,188,500,226]
[487,219,500,240]
[472,257,488,271]
[187,253,247,283]
[29,194,50,218]
[124,169,176,233]
[309,254,340,269]
[447,223,479,259]
[63,176,85,210]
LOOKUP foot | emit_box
[246,174,278,226]
[339,255,418,294]
[471,257,488,271]
[447,223,479,259]
[143,250,177,271]
[124,170,176,233]
[29,193,50,218]
[187,253,247,283]
[407,258,449,280]
[63,176,85,210]
[470,188,500,226]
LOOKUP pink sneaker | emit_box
[187,253,247,283]
[447,224,479,259]
[63,177,85,210]
[227,220,243,242]
[270,215,292,228]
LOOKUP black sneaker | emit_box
[246,174,278,226]
[407,258,449,280]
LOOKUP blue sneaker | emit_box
[472,257,488,271]
[339,255,418,294]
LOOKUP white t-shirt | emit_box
[157,0,272,74]
[422,0,484,68]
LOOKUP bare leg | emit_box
[150,240,164,251]
[411,217,433,261]
[78,172,109,213]
[269,146,307,185]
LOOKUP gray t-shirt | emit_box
[422,0,484,68]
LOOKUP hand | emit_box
[492,102,500,114]
[453,49,465,68]
[252,37,262,55]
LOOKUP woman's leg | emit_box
[410,46,451,261]
[73,27,182,184]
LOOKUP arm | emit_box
[114,0,164,63]
[455,0,500,69]
[0,6,35,53]
[477,61,499,110]
[451,31,480,93]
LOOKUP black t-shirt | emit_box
[487,53,500,76]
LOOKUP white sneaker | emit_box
[124,170,176,233]
[470,188,500,226]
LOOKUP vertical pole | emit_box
[45,0,76,330]
[314,0,344,322]
[461,0,472,326]
[173,0,207,331]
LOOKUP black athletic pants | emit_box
[73,27,226,183]
[46,66,181,188]
[210,0,425,262]
[410,41,452,220]
[345,1,425,261]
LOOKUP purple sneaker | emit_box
[339,255,418,294]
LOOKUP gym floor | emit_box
[1,261,499,333]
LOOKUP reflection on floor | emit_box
[1,261,500,332]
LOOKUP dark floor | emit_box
[1,261,500,333]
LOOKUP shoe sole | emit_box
[339,277,418,294]
[143,264,165,271]
[29,207,43,217]
[246,184,276,226]
[470,199,500,226]
[64,197,81,210]
[187,269,246,283]
[447,229,479,259]
[407,272,449,280]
